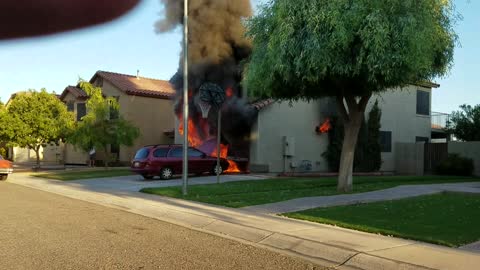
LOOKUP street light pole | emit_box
[216,109,222,184]
[182,0,189,196]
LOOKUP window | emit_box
[153,148,168,158]
[134,148,150,159]
[416,90,430,115]
[168,147,183,157]
[380,131,392,153]
[76,103,86,121]
[67,102,74,112]
[416,136,429,143]
[188,148,205,157]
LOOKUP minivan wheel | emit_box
[142,174,154,180]
[0,175,7,181]
[212,164,223,175]
[160,167,173,180]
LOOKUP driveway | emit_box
[54,173,271,192]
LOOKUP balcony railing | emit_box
[431,111,450,130]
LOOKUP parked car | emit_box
[0,155,13,181]
[130,145,229,180]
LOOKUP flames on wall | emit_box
[316,118,332,134]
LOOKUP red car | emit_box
[0,155,13,181]
[130,145,229,180]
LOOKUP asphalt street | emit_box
[0,182,320,270]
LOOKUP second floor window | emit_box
[416,90,430,116]
[76,103,86,121]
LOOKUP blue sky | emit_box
[0,0,478,114]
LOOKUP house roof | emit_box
[413,81,440,89]
[59,86,88,101]
[251,98,275,111]
[90,71,175,99]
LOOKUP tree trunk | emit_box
[104,149,109,169]
[336,94,372,193]
[34,146,41,171]
[337,112,363,192]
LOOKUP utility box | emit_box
[283,136,295,157]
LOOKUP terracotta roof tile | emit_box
[59,86,87,100]
[92,71,175,99]
[251,98,275,111]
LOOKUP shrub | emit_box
[436,154,474,176]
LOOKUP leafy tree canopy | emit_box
[447,104,480,141]
[244,0,457,192]
[0,89,75,165]
[244,0,457,100]
[68,81,140,164]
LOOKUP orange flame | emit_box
[210,144,240,173]
[211,144,228,159]
[177,98,245,173]
[178,115,209,147]
[225,160,241,173]
[226,87,234,98]
[317,118,331,133]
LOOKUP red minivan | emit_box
[130,145,229,180]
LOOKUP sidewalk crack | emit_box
[198,219,216,229]
[333,252,362,269]
[256,232,275,244]
[365,243,416,253]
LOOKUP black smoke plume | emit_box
[156,0,258,157]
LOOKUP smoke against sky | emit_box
[156,0,257,158]
[0,0,478,114]
[155,0,252,65]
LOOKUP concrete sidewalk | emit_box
[9,173,480,270]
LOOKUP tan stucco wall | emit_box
[62,81,175,164]
[62,91,88,164]
[369,85,432,171]
[12,144,63,164]
[100,81,175,162]
[250,85,433,173]
[249,100,330,173]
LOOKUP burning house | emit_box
[157,0,440,175]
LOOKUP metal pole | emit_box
[216,109,222,184]
[182,0,189,196]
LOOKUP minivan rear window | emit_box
[134,148,150,159]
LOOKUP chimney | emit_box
[136,69,140,80]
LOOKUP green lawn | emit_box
[33,168,133,181]
[140,175,480,208]
[283,192,480,247]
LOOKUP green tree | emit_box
[364,100,382,171]
[68,81,140,167]
[244,0,456,192]
[0,90,75,167]
[322,101,381,173]
[446,104,480,141]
